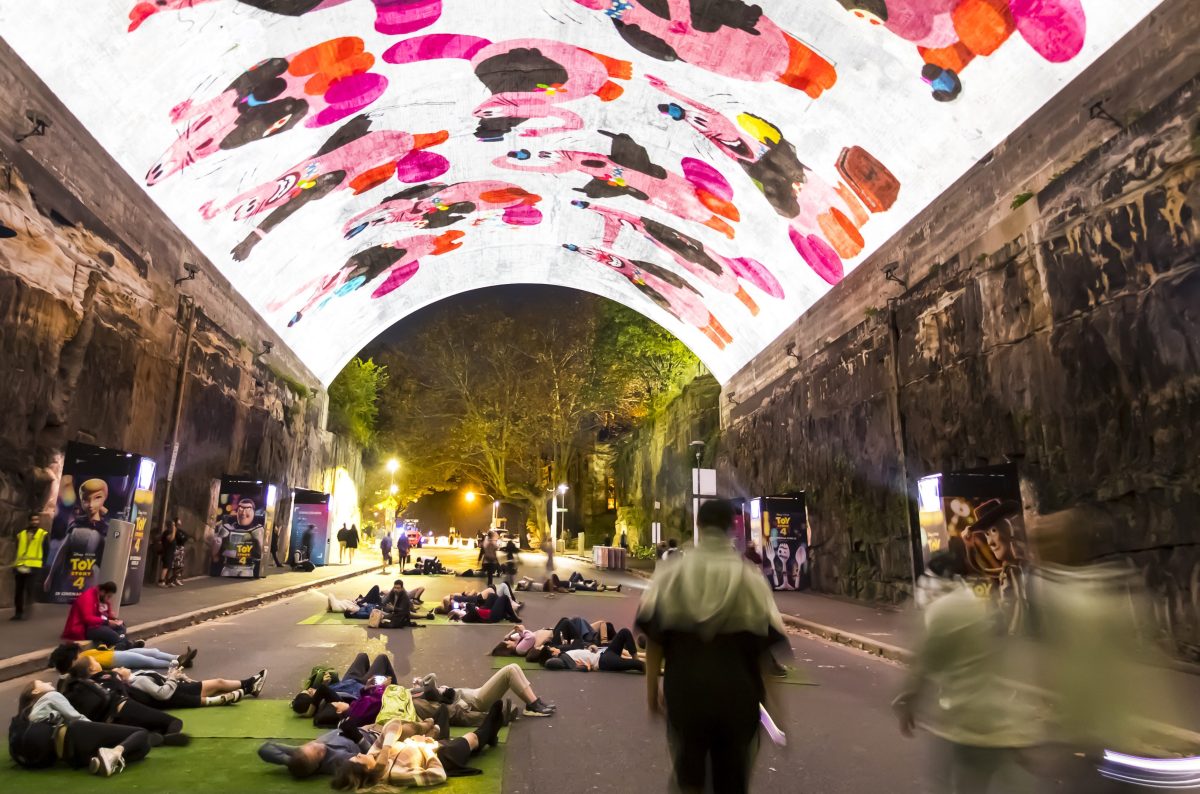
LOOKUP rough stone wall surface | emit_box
[720,71,1199,661]
[0,159,362,608]
[608,373,722,548]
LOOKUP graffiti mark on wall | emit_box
[649,76,899,284]
[496,131,740,239]
[198,114,450,261]
[147,37,388,185]
[562,242,732,349]
[569,0,836,97]
[384,35,631,140]
[835,0,1087,101]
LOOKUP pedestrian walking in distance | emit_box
[637,498,789,794]
[12,514,48,620]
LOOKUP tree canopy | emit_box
[350,289,696,541]
[327,357,388,448]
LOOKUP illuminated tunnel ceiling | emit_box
[0,1,1161,383]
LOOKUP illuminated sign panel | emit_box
[0,1,1160,382]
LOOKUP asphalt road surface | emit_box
[0,548,928,793]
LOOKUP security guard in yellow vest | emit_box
[12,514,48,620]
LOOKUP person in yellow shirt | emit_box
[12,513,48,620]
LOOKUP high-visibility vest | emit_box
[14,527,47,569]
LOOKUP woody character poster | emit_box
[211,477,267,578]
[939,466,1028,634]
[44,442,141,603]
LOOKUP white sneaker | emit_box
[250,669,267,697]
[89,747,125,777]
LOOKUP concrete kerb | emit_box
[780,614,911,663]
[0,563,385,684]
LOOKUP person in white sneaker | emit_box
[11,680,153,776]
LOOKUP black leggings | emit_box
[164,681,204,709]
[599,629,644,673]
[115,698,182,734]
[343,653,397,684]
[63,721,151,768]
[468,595,519,623]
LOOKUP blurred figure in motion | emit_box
[1027,507,1193,792]
[893,550,1041,793]
[637,498,789,794]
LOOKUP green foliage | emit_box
[630,543,658,561]
[328,357,388,447]
[1011,191,1034,210]
[593,302,697,422]
[267,364,311,399]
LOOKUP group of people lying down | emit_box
[9,643,266,777]
[267,652,555,788]
[515,571,622,594]
[320,581,526,625]
[492,617,647,673]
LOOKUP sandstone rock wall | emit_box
[0,154,362,607]
[720,59,1199,660]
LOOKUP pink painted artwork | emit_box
[569,0,836,97]
[835,0,1086,100]
[495,131,740,239]
[384,34,631,140]
[343,180,543,238]
[129,0,448,35]
[147,37,387,185]
[198,114,450,260]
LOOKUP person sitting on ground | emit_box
[413,663,555,719]
[70,654,263,709]
[61,581,138,649]
[331,701,506,789]
[292,653,399,727]
[531,628,646,674]
[59,659,191,744]
[11,680,154,776]
[374,580,434,628]
[50,642,195,674]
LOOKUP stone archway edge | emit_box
[0,562,385,684]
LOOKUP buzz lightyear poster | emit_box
[211,478,267,578]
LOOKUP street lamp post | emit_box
[464,491,498,530]
[549,484,568,548]
[385,459,400,534]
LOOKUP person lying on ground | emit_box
[258,723,383,780]
[58,658,191,744]
[70,655,263,709]
[11,680,154,776]
[413,662,555,719]
[404,557,451,576]
[565,571,622,592]
[515,573,573,593]
[547,617,624,647]
[331,701,506,789]
[530,628,646,673]
[449,592,521,624]
[327,669,419,732]
[50,642,196,674]
[292,653,399,727]
[61,581,140,649]
[318,584,384,615]
[491,624,555,656]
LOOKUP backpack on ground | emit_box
[8,712,58,769]
[302,666,340,690]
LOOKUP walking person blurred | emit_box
[11,514,48,620]
[379,532,393,574]
[637,499,789,794]
[345,524,359,565]
[481,531,499,588]
[892,550,1040,793]
[336,525,348,564]
[269,525,283,568]
[396,529,410,570]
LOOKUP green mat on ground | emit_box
[0,732,506,794]
[1,700,508,794]
[167,698,321,739]
[299,610,505,627]
[775,665,816,686]
[490,655,543,671]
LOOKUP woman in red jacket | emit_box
[63,581,137,649]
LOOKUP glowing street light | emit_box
[465,490,498,529]
[386,458,400,474]
[549,484,569,547]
